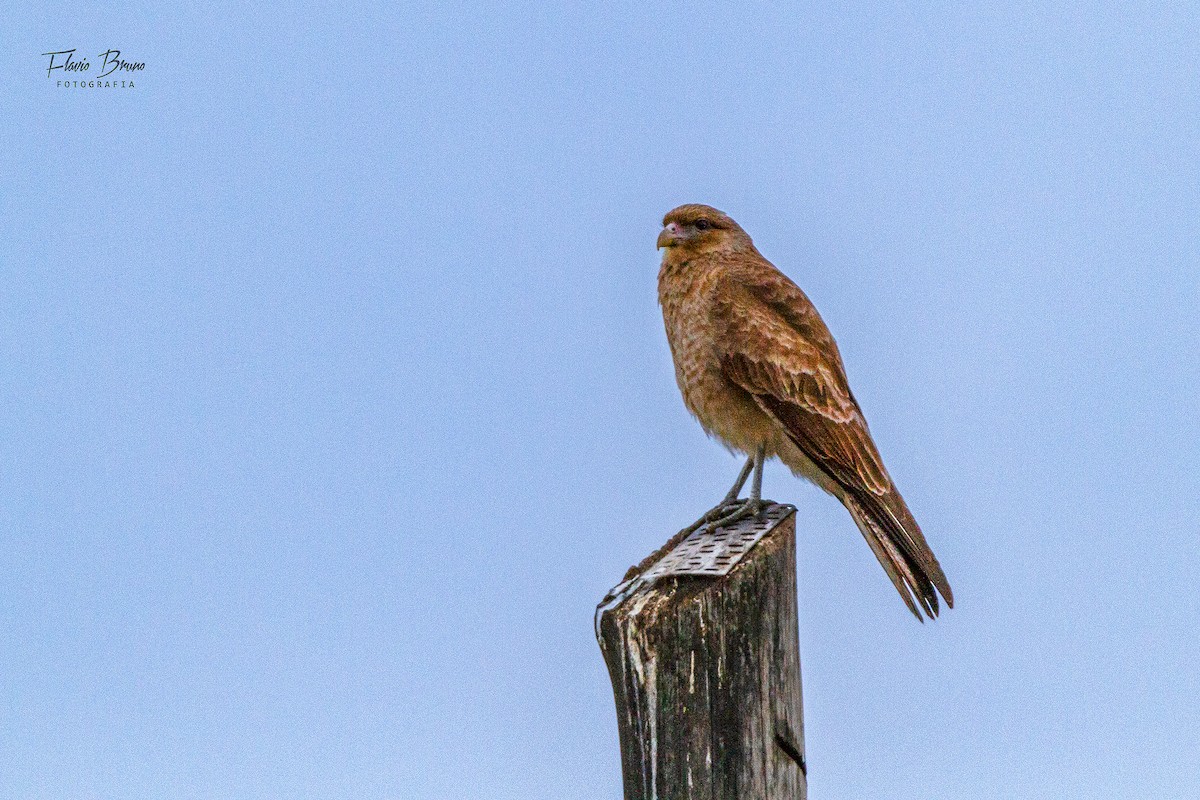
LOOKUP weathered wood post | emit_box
[595,503,807,799]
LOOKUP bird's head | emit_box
[657,204,751,259]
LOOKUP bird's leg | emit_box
[704,445,767,531]
[748,443,764,512]
[676,454,757,537]
[720,454,756,506]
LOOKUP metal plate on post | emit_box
[642,504,795,580]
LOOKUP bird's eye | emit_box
[695,219,712,231]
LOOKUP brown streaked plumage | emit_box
[657,203,952,620]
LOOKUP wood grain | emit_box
[596,505,806,799]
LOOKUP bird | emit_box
[657,203,952,620]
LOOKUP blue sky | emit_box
[3,3,1198,798]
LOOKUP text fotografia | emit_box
[42,49,144,88]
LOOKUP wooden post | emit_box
[595,504,807,799]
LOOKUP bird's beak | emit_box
[657,222,685,249]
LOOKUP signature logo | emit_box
[42,49,144,88]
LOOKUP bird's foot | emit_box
[678,499,742,537]
[703,497,765,532]
[680,496,765,537]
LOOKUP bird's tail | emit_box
[842,490,953,621]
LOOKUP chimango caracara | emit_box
[657,204,952,620]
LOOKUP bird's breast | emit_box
[659,263,776,454]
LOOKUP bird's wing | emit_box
[713,268,953,619]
